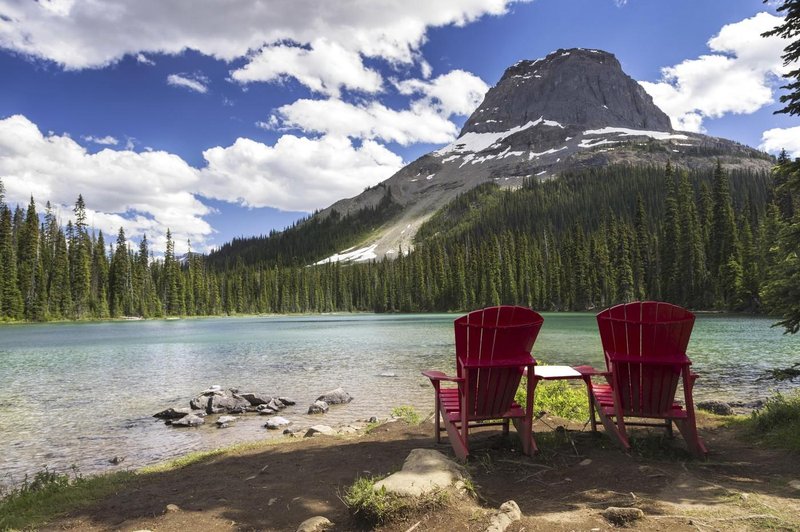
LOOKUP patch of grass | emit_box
[343,476,448,527]
[0,467,134,531]
[139,448,228,474]
[391,405,422,425]
[515,376,589,421]
[728,391,800,452]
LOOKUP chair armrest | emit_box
[461,358,536,370]
[607,353,692,366]
[421,370,463,383]
[572,365,609,377]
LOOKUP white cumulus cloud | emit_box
[760,126,800,158]
[0,0,524,93]
[394,69,489,116]
[198,135,403,212]
[270,70,488,145]
[83,134,119,146]
[639,12,789,132]
[1,114,407,246]
[271,98,459,146]
[0,114,211,254]
[231,39,383,96]
[167,73,209,94]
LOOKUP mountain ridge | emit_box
[217,48,774,265]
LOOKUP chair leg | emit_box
[584,377,597,433]
[593,398,630,452]
[502,418,510,437]
[674,417,707,458]
[434,395,441,443]
[665,418,674,438]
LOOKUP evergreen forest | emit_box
[0,159,795,321]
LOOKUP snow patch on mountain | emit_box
[436,116,565,155]
[315,244,377,265]
[583,127,689,140]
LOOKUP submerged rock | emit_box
[265,416,291,430]
[239,392,273,406]
[308,400,329,414]
[171,413,205,427]
[153,407,192,420]
[216,415,238,428]
[316,387,353,405]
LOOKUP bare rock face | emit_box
[461,48,672,136]
[234,48,773,265]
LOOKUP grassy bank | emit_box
[0,439,293,531]
[728,391,800,451]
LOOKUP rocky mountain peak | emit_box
[313,48,771,263]
[460,48,672,135]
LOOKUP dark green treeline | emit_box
[0,161,792,321]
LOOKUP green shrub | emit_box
[343,476,447,526]
[515,376,589,421]
[391,405,422,425]
[734,391,800,452]
[0,467,133,530]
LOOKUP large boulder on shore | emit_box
[374,449,467,497]
[316,387,353,405]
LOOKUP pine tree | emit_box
[761,5,800,333]
[17,197,40,319]
[0,205,23,319]
[677,171,706,307]
[50,228,72,318]
[70,196,91,318]
[91,231,110,318]
[660,163,680,302]
[709,161,740,307]
[109,228,130,316]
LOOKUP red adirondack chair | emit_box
[589,301,707,457]
[422,306,543,460]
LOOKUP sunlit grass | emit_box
[0,467,134,531]
[728,391,800,452]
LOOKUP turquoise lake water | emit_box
[0,313,797,488]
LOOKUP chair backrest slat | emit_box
[455,306,543,418]
[597,301,695,418]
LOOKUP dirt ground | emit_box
[46,413,800,531]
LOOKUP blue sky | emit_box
[0,0,797,254]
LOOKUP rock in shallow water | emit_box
[316,387,353,405]
[216,415,238,428]
[153,407,192,419]
[170,414,205,427]
[308,400,329,414]
[265,416,291,430]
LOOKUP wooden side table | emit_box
[526,365,607,432]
